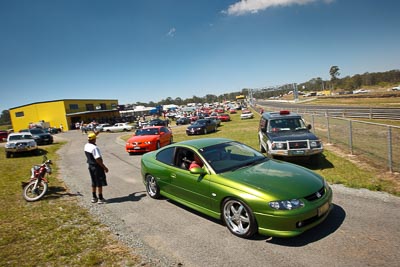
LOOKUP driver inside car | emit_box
[189,154,204,170]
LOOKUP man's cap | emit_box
[88,133,97,141]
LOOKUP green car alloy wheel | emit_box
[222,198,258,238]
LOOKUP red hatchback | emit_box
[217,113,231,122]
[125,126,173,154]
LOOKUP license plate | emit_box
[292,150,305,155]
[134,146,141,150]
[317,202,330,217]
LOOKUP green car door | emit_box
[169,167,212,210]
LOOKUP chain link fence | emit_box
[306,114,400,173]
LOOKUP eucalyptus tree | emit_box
[329,66,340,90]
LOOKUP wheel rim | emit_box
[146,175,157,197]
[23,180,47,201]
[223,199,251,235]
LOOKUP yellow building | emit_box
[9,99,119,132]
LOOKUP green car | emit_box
[141,138,333,238]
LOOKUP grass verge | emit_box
[0,143,142,266]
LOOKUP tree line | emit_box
[2,68,399,125]
[146,68,400,106]
[250,68,400,100]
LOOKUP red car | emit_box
[217,113,231,122]
[0,130,9,142]
[125,126,173,154]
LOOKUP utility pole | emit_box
[293,83,298,102]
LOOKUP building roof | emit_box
[9,99,118,110]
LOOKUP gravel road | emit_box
[55,130,400,267]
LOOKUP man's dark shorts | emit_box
[88,165,107,187]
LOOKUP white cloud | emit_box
[223,0,334,16]
[167,28,176,37]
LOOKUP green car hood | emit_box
[219,160,324,199]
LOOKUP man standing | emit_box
[84,132,109,204]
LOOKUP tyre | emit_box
[23,180,48,202]
[222,198,257,238]
[5,151,11,158]
[156,141,161,150]
[145,174,160,199]
[169,137,173,144]
[204,128,208,134]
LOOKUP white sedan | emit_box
[102,123,134,132]
[240,110,254,119]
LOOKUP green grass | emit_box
[0,144,142,266]
[0,124,12,131]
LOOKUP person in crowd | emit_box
[84,132,109,204]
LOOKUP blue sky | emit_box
[1,0,399,111]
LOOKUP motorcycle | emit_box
[22,156,52,202]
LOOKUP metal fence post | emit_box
[388,126,393,172]
[326,112,331,144]
[349,120,353,154]
[311,114,315,132]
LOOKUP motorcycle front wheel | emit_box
[23,180,48,202]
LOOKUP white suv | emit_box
[5,133,38,158]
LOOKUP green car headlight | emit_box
[269,199,304,210]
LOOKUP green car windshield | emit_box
[199,141,268,173]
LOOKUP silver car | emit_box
[5,133,38,158]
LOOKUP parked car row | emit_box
[20,128,54,145]
[4,126,58,158]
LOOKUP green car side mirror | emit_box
[189,167,206,175]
